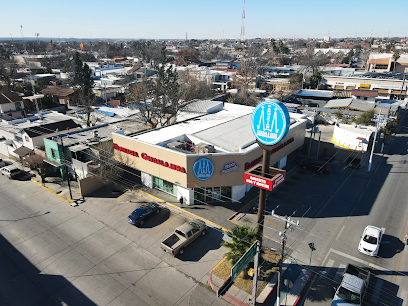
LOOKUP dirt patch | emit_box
[213,248,281,296]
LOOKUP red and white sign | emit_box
[244,172,286,191]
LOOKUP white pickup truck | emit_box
[332,264,371,306]
[160,219,207,256]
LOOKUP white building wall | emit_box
[332,124,373,152]
[141,172,153,188]
[0,103,17,113]
[177,186,193,205]
[232,184,247,202]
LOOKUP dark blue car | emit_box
[128,202,161,226]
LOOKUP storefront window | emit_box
[153,177,177,196]
[194,187,205,204]
[194,186,231,204]
[221,186,231,202]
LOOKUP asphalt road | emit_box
[300,112,408,306]
[0,176,228,306]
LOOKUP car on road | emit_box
[358,225,383,256]
[301,160,330,173]
[128,202,161,226]
[1,165,21,179]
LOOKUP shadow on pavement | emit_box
[0,233,97,306]
[177,227,223,262]
[379,234,406,259]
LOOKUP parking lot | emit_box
[79,187,227,282]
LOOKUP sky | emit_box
[1,0,407,40]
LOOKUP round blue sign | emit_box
[251,100,290,146]
[193,158,214,181]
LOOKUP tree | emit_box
[222,224,257,266]
[354,109,375,126]
[289,73,303,91]
[310,71,322,89]
[72,52,95,127]
[299,50,330,73]
[392,51,400,71]
[176,46,200,66]
[129,47,184,129]
[179,69,215,101]
[45,62,52,74]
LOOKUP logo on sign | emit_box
[193,158,214,181]
[251,100,290,146]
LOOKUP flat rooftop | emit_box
[133,103,305,153]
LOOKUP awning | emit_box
[334,85,344,89]
[376,89,389,94]
[43,157,62,167]
[346,86,356,90]
[391,90,406,95]
[13,146,34,157]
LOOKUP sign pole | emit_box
[251,241,260,304]
[256,149,271,243]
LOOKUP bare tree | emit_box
[298,50,330,73]
[179,69,215,101]
[129,48,185,129]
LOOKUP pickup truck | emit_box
[332,264,370,306]
[160,219,207,256]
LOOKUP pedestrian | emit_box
[179,196,183,208]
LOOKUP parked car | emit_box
[0,158,5,168]
[127,202,161,226]
[0,165,21,179]
[160,219,207,256]
[301,160,330,173]
[358,225,383,256]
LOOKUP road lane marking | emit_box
[155,216,178,234]
[371,278,383,303]
[367,179,372,186]
[347,207,355,219]
[329,248,388,271]
[336,226,345,240]
[116,192,131,202]
[115,202,134,214]
[358,192,364,201]
[381,227,386,234]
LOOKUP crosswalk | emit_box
[315,255,408,306]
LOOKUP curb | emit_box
[31,179,73,203]
[208,269,250,306]
[293,271,314,306]
[123,183,229,232]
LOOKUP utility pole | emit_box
[368,109,382,172]
[271,210,299,306]
[60,137,73,200]
[398,74,406,101]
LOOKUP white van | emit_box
[1,165,21,179]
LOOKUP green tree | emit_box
[289,73,303,91]
[310,71,322,89]
[392,51,400,71]
[72,52,95,127]
[222,224,257,266]
[45,62,52,74]
[354,109,375,126]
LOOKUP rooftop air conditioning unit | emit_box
[194,143,215,154]
[167,140,187,150]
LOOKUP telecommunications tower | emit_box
[240,0,245,42]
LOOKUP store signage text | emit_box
[221,162,238,175]
[113,143,139,156]
[113,143,186,173]
[244,172,286,191]
[251,100,290,146]
[244,137,294,170]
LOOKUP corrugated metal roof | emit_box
[324,98,353,108]
[349,99,375,112]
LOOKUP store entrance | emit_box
[194,186,231,204]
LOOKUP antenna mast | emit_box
[240,0,245,42]
[20,25,40,114]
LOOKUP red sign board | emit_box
[244,172,286,191]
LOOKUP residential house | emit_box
[0,91,26,120]
[21,119,81,150]
[41,86,77,107]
